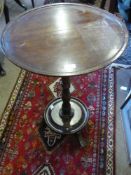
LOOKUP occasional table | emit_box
[1,3,128,134]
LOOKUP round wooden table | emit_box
[1,3,128,134]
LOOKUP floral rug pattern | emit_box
[0,68,115,175]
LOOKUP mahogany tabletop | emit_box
[1,3,128,76]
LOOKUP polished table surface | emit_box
[1,3,128,76]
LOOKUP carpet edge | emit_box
[0,69,27,139]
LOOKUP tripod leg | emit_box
[31,0,35,8]
[100,0,106,9]
[3,3,9,23]
[14,0,27,10]
[0,64,6,76]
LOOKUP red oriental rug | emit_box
[0,68,115,175]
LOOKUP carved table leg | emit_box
[44,76,89,134]
[59,77,74,128]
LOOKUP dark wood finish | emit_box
[1,3,128,76]
[31,0,35,8]
[100,0,106,9]
[100,0,118,13]
[14,0,27,10]
[60,77,73,127]
[109,0,118,13]
[0,64,6,76]
[3,3,9,23]
[62,77,72,116]
[61,77,72,116]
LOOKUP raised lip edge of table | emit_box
[1,3,129,77]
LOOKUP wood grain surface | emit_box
[1,3,128,76]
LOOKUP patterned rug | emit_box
[0,68,115,175]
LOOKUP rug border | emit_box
[114,68,116,175]
[0,69,27,139]
[105,67,116,175]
